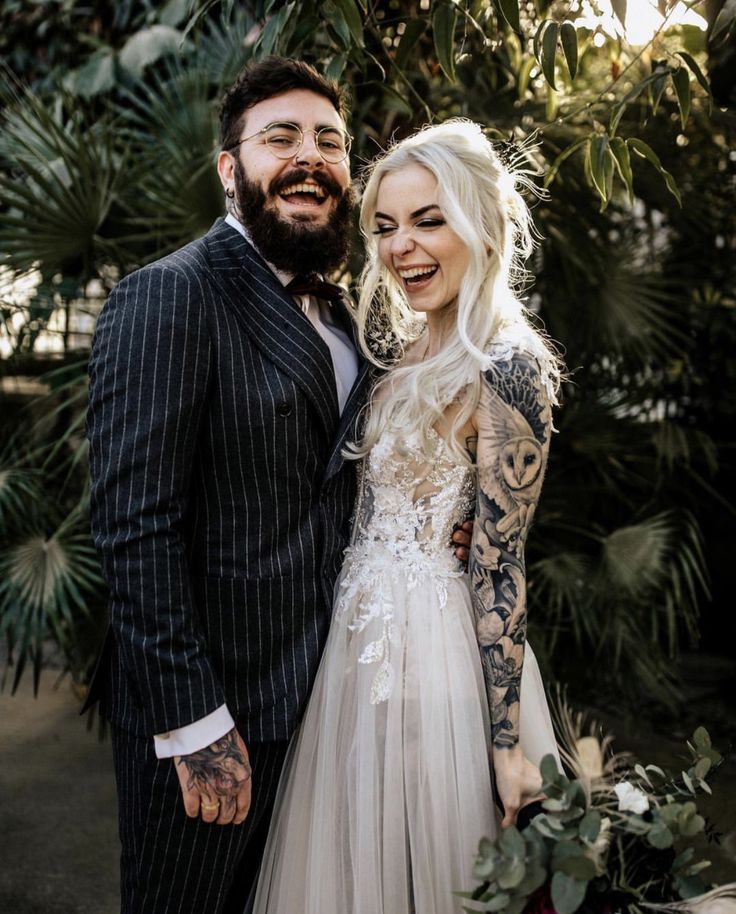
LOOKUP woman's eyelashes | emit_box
[372,218,446,236]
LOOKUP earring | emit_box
[225,188,235,199]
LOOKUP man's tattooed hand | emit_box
[174,727,252,826]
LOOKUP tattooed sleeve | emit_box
[469,352,552,750]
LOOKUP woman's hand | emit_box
[493,745,544,829]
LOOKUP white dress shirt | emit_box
[154,213,359,758]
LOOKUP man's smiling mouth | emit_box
[280,183,328,206]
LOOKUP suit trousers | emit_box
[112,726,289,914]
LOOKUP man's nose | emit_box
[295,130,324,166]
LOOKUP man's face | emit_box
[233,88,351,226]
[217,89,354,275]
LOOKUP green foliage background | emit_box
[0,0,734,724]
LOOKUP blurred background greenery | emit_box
[0,0,734,740]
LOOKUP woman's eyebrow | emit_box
[374,204,441,221]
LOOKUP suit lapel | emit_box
[205,219,340,438]
[323,360,375,481]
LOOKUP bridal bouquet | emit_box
[464,726,735,914]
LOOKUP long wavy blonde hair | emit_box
[348,119,560,462]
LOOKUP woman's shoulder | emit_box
[482,322,560,407]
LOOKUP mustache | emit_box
[268,169,344,199]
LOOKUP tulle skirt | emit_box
[252,564,559,914]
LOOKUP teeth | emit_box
[398,266,437,279]
[281,183,326,198]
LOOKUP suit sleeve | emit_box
[88,265,226,734]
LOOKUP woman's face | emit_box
[373,164,471,318]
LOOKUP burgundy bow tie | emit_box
[286,275,344,304]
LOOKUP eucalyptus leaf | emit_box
[578,810,601,844]
[500,825,525,859]
[551,872,587,914]
[498,859,526,889]
[693,727,711,749]
[647,822,674,849]
[481,891,511,912]
[540,753,560,786]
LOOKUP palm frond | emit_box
[0,514,103,694]
[115,63,223,256]
[0,85,125,277]
[0,467,41,533]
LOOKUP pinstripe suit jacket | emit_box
[86,218,371,742]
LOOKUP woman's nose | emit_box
[390,228,414,255]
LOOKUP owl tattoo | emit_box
[477,383,548,556]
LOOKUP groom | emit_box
[86,57,371,913]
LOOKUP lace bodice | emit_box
[336,427,475,703]
[352,426,474,564]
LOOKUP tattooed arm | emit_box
[175,728,252,825]
[469,351,552,826]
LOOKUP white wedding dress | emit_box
[252,417,560,914]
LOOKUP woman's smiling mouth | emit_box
[398,264,438,290]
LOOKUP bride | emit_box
[252,119,562,914]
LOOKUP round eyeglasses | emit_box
[229,122,352,164]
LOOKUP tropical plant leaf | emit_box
[0,88,124,277]
[627,137,682,206]
[541,21,559,90]
[395,17,427,70]
[610,136,634,204]
[672,67,691,130]
[119,25,185,77]
[497,0,521,33]
[560,22,578,80]
[332,0,365,48]
[676,51,712,113]
[611,0,627,28]
[433,3,457,82]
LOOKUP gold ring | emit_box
[201,801,220,811]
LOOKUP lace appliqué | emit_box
[336,429,474,704]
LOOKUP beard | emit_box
[232,158,353,276]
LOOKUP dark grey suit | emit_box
[86,218,370,912]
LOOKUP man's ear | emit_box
[217,150,236,195]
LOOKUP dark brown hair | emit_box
[219,56,349,150]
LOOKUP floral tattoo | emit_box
[177,729,251,812]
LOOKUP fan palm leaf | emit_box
[0,505,104,694]
[0,85,126,278]
[114,63,223,257]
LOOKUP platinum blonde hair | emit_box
[348,118,560,462]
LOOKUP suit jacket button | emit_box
[277,402,292,417]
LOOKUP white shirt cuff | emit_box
[153,705,236,759]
